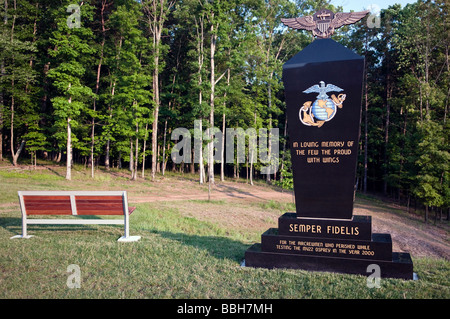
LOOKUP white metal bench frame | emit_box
[11,191,141,242]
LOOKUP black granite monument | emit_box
[244,9,414,279]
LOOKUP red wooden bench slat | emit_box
[75,196,124,215]
[76,201,123,206]
[76,196,123,201]
[75,207,135,215]
[76,210,122,215]
[23,196,72,215]
[26,210,73,215]
[25,205,72,210]
[75,205,123,210]
[24,199,72,203]
[23,196,71,201]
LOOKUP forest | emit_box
[0,0,448,221]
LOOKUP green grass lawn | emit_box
[0,164,449,299]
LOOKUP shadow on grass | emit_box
[214,183,262,200]
[1,216,124,237]
[154,230,249,264]
[3,216,250,264]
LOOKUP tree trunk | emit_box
[90,114,96,178]
[193,13,205,184]
[133,123,139,181]
[66,118,72,180]
[90,1,107,178]
[65,81,72,180]
[105,34,122,171]
[133,137,139,181]
[220,68,230,182]
[208,19,217,186]
[105,78,116,171]
[190,147,195,174]
[250,151,254,186]
[250,111,256,186]
[221,112,225,181]
[105,138,110,171]
[266,83,272,183]
[267,114,272,183]
[199,120,205,184]
[129,138,133,172]
[162,119,167,175]
[246,153,249,183]
[10,80,16,165]
[11,140,25,166]
[142,123,148,178]
[151,42,160,181]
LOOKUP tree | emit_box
[88,0,114,178]
[47,2,95,180]
[142,0,175,181]
[1,0,39,166]
[414,118,449,222]
[107,1,152,180]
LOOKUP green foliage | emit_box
[413,118,449,208]
[341,0,449,215]
[275,168,293,190]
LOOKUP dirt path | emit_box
[130,180,294,203]
[355,200,450,260]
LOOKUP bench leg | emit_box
[10,220,33,239]
[118,201,140,242]
[10,234,33,239]
[118,213,140,241]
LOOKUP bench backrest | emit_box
[19,191,128,216]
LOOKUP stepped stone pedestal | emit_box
[245,213,413,279]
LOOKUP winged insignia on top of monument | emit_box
[281,9,370,39]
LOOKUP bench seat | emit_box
[11,191,141,242]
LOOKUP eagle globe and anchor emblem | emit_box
[299,81,346,128]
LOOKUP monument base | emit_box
[244,244,413,280]
[244,213,414,280]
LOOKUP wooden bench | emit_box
[11,191,141,242]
